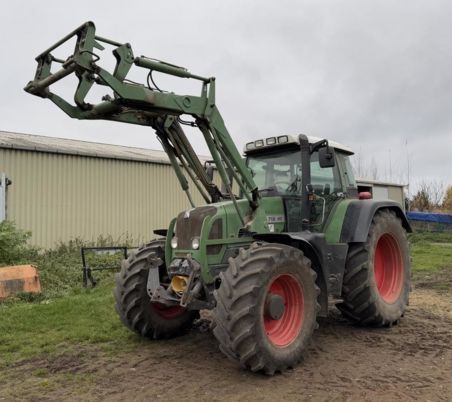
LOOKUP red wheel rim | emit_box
[152,303,186,319]
[264,274,304,347]
[374,234,404,303]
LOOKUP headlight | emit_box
[171,237,178,249]
[192,237,200,250]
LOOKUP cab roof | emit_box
[243,134,354,155]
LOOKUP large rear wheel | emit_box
[338,209,410,326]
[114,239,198,339]
[213,243,319,375]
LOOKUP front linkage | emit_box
[24,21,259,219]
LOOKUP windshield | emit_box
[247,149,302,195]
[247,148,343,196]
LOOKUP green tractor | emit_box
[25,22,411,374]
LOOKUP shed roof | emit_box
[356,177,407,188]
[0,130,206,164]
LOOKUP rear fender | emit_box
[340,201,411,243]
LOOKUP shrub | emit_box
[0,227,140,300]
[0,221,38,265]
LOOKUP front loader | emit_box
[25,22,411,374]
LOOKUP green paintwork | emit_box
[323,199,353,243]
[165,217,177,267]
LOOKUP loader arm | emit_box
[24,21,259,224]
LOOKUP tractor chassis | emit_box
[147,230,350,317]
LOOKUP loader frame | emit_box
[25,21,259,226]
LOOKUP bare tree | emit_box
[411,179,446,211]
[442,185,452,213]
[351,153,381,180]
[369,157,378,180]
[426,179,445,208]
[410,188,430,211]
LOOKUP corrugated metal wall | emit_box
[387,186,404,207]
[0,149,207,248]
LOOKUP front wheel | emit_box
[213,243,319,375]
[114,239,198,339]
[338,209,411,326]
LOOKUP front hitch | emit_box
[147,254,210,310]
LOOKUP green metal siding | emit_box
[0,148,206,248]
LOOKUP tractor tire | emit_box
[114,239,198,339]
[338,209,410,326]
[213,242,319,375]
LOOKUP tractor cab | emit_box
[244,134,357,231]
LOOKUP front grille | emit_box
[175,206,216,249]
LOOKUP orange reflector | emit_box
[0,265,41,299]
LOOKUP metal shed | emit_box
[0,131,207,248]
[356,178,407,211]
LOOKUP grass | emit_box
[0,231,141,367]
[409,231,452,273]
[409,231,452,289]
[408,230,452,245]
[0,277,143,367]
[411,243,452,273]
[0,231,451,367]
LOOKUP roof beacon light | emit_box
[278,136,288,144]
[255,140,264,147]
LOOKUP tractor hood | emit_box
[168,197,286,284]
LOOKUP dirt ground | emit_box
[2,287,451,402]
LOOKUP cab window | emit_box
[310,152,342,194]
[246,148,342,196]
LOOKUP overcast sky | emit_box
[1,0,451,195]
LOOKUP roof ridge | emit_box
[0,129,163,153]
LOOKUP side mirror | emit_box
[318,146,335,168]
